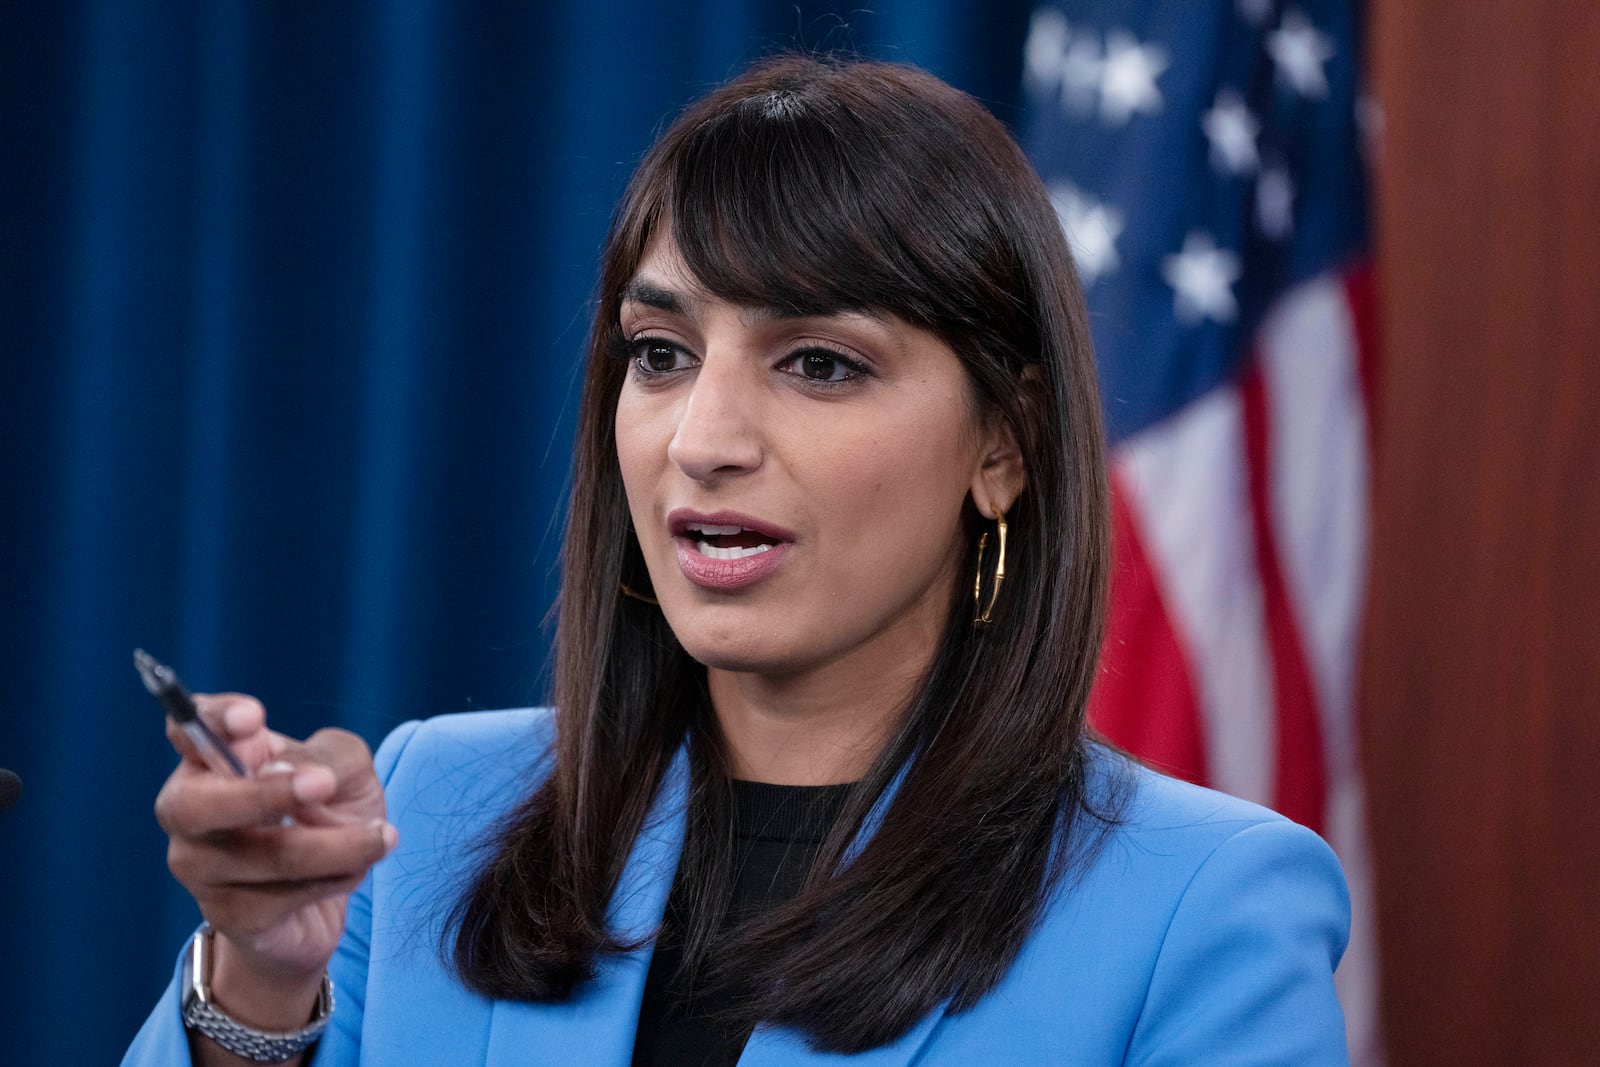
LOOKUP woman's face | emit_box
[615,234,1012,684]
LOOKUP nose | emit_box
[666,353,763,483]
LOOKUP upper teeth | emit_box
[685,522,775,560]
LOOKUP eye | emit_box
[781,347,869,384]
[628,337,694,375]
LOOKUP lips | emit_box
[666,509,795,590]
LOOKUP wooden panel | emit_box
[1365,2,1600,1062]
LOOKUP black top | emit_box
[631,779,853,1067]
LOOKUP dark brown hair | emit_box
[450,54,1115,1053]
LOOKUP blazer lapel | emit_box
[736,758,948,1067]
[483,745,690,1066]
[482,747,950,1066]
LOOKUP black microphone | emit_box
[0,769,21,813]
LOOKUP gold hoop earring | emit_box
[972,511,1007,628]
[619,581,658,606]
[620,525,659,606]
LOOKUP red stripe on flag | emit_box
[1090,471,1210,787]
[1239,363,1328,832]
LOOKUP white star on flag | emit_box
[1202,90,1261,175]
[1256,164,1296,239]
[1162,231,1241,323]
[1050,183,1125,286]
[1236,0,1275,25]
[1024,9,1070,93]
[1099,31,1168,125]
[1022,12,1107,120]
[1060,35,1105,116]
[1267,10,1335,99]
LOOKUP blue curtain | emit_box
[0,1,1030,1058]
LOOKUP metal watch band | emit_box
[180,924,334,1063]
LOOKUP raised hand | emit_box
[154,694,395,1035]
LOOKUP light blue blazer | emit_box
[127,708,1351,1065]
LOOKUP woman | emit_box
[128,56,1350,1065]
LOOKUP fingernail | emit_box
[222,701,257,734]
[261,760,295,775]
[290,765,334,803]
[376,819,399,851]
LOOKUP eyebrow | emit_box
[620,278,890,329]
[619,279,690,315]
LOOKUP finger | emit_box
[171,819,397,889]
[195,693,266,741]
[164,716,202,765]
[265,729,382,826]
[163,694,274,772]
[156,763,319,835]
[299,729,378,798]
[199,693,280,770]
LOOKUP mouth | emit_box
[682,523,781,559]
[666,509,795,589]
[668,510,794,556]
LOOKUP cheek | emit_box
[614,394,667,507]
[811,415,975,569]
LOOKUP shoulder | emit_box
[374,706,557,802]
[1080,741,1341,859]
[1084,749,1351,1061]
[926,745,1350,1062]
[360,709,559,943]
[368,708,558,875]
[1064,743,1350,950]
[1060,745,1348,1060]
[374,705,557,770]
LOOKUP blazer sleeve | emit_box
[1124,819,1352,1067]
[121,719,425,1067]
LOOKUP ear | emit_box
[970,409,1026,521]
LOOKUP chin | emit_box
[674,634,785,674]
[665,609,810,675]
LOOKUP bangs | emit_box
[653,82,976,329]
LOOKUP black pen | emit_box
[134,649,248,777]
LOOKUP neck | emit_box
[706,614,943,786]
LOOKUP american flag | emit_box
[1020,1,1380,1060]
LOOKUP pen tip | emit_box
[133,648,173,695]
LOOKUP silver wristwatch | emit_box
[180,923,334,1063]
